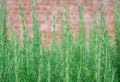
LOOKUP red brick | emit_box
[4,0,115,42]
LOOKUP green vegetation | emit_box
[0,0,120,82]
[114,0,120,81]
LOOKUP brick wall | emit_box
[1,0,117,43]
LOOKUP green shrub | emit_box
[0,0,119,82]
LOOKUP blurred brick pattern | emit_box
[0,0,118,43]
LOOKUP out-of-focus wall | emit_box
[0,0,117,43]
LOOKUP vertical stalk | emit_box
[32,0,42,81]
[77,6,86,81]
[93,15,101,82]
[64,7,71,82]
[19,5,29,79]
[12,31,20,82]
[0,0,8,81]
